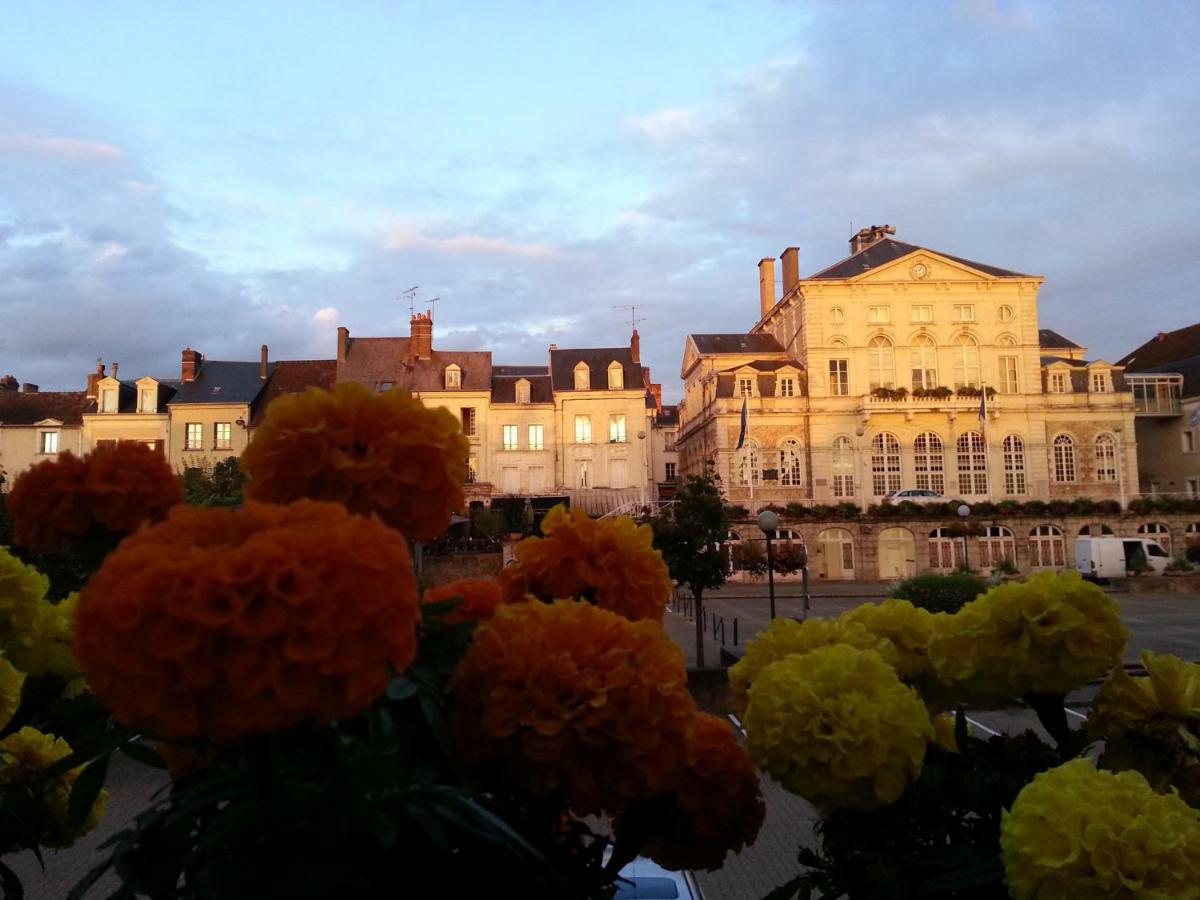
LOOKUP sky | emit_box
[1,0,1198,400]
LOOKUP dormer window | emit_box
[139,388,157,413]
[778,376,795,398]
[100,388,118,413]
[738,377,754,397]
[574,362,590,391]
[516,379,531,404]
[445,365,462,390]
[1050,371,1069,393]
[1091,372,1109,393]
[608,361,624,390]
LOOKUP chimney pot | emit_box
[21,383,39,394]
[758,257,777,318]
[111,362,119,379]
[181,348,202,383]
[781,247,800,294]
[260,344,269,379]
[0,375,19,392]
[337,326,349,363]
[410,312,433,362]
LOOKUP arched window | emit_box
[910,335,938,391]
[871,432,902,496]
[957,431,988,496]
[515,379,531,404]
[928,527,961,571]
[817,527,855,579]
[868,336,895,390]
[444,364,462,390]
[1053,434,1076,482]
[1029,525,1066,568]
[1095,434,1117,482]
[832,436,855,498]
[1137,522,1172,556]
[607,361,624,390]
[738,440,760,487]
[952,334,980,388]
[979,525,1016,570]
[998,336,1019,394]
[574,362,590,391]
[913,432,944,494]
[1003,435,1027,494]
[1079,524,1114,535]
[780,439,803,486]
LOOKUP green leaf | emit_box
[119,740,167,769]
[66,857,115,900]
[761,874,808,900]
[42,727,133,781]
[0,859,24,900]
[68,754,110,832]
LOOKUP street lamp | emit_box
[957,503,971,569]
[758,509,780,620]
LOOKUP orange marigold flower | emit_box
[450,600,696,815]
[7,443,183,553]
[423,578,505,624]
[74,500,421,742]
[500,505,670,623]
[241,382,468,541]
[623,712,765,872]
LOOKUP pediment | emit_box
[848,251,1003,285]
[34,418,65,427]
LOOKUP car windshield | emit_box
[614,877,681,899]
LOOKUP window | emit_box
[460,407,476,436]
[911,305,933,323]
[829,359,849,396]
[609,414,627,443]
[185,423,203,450]
[1029,525,1066,568]
[214,423,232,450]
[445,365,462,390]
[1003,435,1027,494]
[999,355,1019,394]
[830,306,846,324]
[575,415,592,443]
[1091,372,1109,393]
[1184,430,1196,453]
[957,431,988,495]
[738,377,754,397]
[139,388,156,413]
[778,377,795,398]
[910,335,938,390]
[378,381,394,392]
[929,528,961,571]
[608,361,624,390]
[467,456,477,482]
[780,439,803,486]
[528,424,544,450]
[574,362,590,391]
[516,380,531,404]
[999,304,1015,321]
[979,526,1016,569]
[1053,434,1076,482]
[738,441,760,487]
[954,304,975,321]
[101,388,118,413]
[1095,434,1117,482]
[1187,478,1199,497]
[868,306,891,324]
[871,432,902,496]
[39,431,59,454]
[1137,522,1172,557]
[832,436,855,498]
[868,336,896,390]
[665,462,677,481]
[503,425,519,451]
[914,432,944,494]
[1050,372,1068,393]
[952,334,980,388]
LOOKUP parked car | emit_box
[615,857,702,899]
[883,489,957,506]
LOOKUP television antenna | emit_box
[613,303,651,330]
[399,286,441,321]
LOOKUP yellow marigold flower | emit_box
[242,382,468,542]
[0,545,50,644]
[0,655,25,731]
[622,712,765,872]
[0,727,106,847]
[931,712,959,752]
[1089,652,1200,807]
[500,505,671,623]
[840,599,938,681]
[928,571,1128,707]
[74,500,422,742]
[6,593,81,680]
[1001,758,1200,900]
[449,600,697,816]
[743,644,934,815]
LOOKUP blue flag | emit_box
[735,394,748,449]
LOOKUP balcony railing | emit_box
[1126,374,1183,415]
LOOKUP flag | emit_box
[978,386,988,442]
[735,395,748,449]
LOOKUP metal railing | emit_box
[1126,373,1184,415]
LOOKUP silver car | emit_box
[884,489,955,505]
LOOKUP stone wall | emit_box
[418,550,503,589]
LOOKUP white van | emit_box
[1076,536,1169,578]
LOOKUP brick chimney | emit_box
[337,326,349,363]
[181,348,202,383]
[650,383,663,414]
[781,247,800,294]
[410,311,433,362]
[0,375,19,392]
[86,362,105,399]
[630,328,641,364]
[21,383,39,394]
[849,224,896,254]
[260,344,269,379]
[758,257,776,318]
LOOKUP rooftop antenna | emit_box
[427,295,441,323]
[613,303,651,330]
[400,286,419,317]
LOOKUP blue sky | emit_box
[2,1,1198,398]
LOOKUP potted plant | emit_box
[1164,557,1195,577]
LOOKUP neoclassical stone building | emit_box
[677,225,1139,512]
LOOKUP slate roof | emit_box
[657,405,680,427]
[490,374,553,404]
[340,337,493,392]
[0,390,89,426]
[251,360,337,426]
[493,365,549,377]
[720,360,804,374]
[1039,329,1083,350]
[169,361,272,406]
[690,334,786,355]
[82,379,180,415]
[1040,356,1089,368]
[808,238,1029,280]
[1117,323,1200,373]
[549,347,644,392]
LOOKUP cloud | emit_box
[381,224,558,259]
[312,306,340,325]
[0,134,122,161]
[626,107,700,143]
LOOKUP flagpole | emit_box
[980,381,992,500]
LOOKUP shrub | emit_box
[1128,497,1156,515]
[725,504,750,521]
[1021,500,1048,516]
[785,502,810,519]
[891,572,989,615]
[997,499,1023,516]
[971,501,997,516]
[1047,500,1072,517]
[732,541,768,574]
[1069,498,1097,516]
[837,502,861,519]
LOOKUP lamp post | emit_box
[957,503,971,569]
[758,509,780,620]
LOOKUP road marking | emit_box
[964,716,1002,737]
[728,714,746,737]
[1064,707,1089,721]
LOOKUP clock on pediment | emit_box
[909,261,931,280]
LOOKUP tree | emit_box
[181,457,247,507]
[651,475,731,667]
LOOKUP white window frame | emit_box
[503,424,519,451]
[910,335,938,391]
[1003,435,1027,495]
[214,422,232,450]
[185,422,204,450]
[871,432,902,496]
[868,305,891,324]
[954,304,976,322]
[914,432,944,494]
[574,362,590,391]
[139,388,157,413]
[1050,372,1069,394]
[778,376,795,398]
[445,365,462,390]
[911,305,933,323]
[868,336,896,390]
[665,461,677,481]
[516,380,531,404]
[574,415,592,444]
[999,355,1019,394]
[957,431,988,496]
[832,436,855,498]
[738,377,754,397]
[1095,434,1117,482]
[952,334,980,389]
[528,424,544,450]
[607,361,624,390]
[830,306,846,325]
[609,414,627,443]
[999,304,1015,322]
[1053,434,1076,483]
[101,388,118,413]
[460,407,476,436]
[1091,372,1109,393]
[780,439,803,486]
[39,430,60,454]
